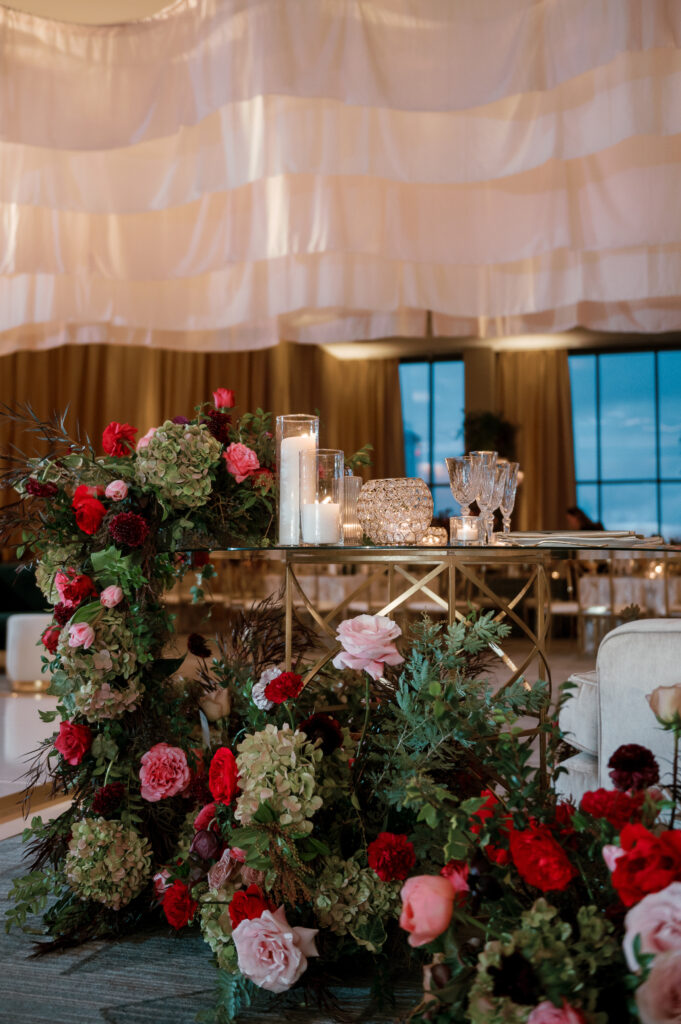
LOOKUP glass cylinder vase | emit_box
[299,449,344,546]
[276,414,319,545]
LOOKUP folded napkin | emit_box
[504,531,665,549]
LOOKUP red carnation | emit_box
[580,788,644,830]
[208,747,239,805]
[469,789,512,866]
[228,884,274,928]
[26,478,58,498]
[611,823,681,907]
[71,490,106,535]
[109,512,149,548]
[368,832,416,882]
[54,721,92,766]
[53,602,73,626]
[263,671,304,704]
[41,625,61,654]
[194,802,219,833]
[608,744,660,792]
[102,421,137,457]
[162,879,197,929]
[509,824,577,892]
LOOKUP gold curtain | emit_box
[0,342,404,514]
[496,349,576,531]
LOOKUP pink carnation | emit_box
[223,442,259,483]
[139,742,191,802]
[635,950,681,1024]
[232,906,318,993]
[624,882,681,972]
[100,585,123,608]
[332,613,404,681]
[105,479,128,501]
[527,1002,586,1024]
[68,622,95,649]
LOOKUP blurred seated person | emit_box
[566,506,605,531]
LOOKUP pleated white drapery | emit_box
[1,0,680,354]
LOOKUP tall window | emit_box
[399,359,465,516]
[569,350,681,540]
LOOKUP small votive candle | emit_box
[450,515,482,546]
[301,498,341,544]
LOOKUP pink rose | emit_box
[332,614,404,681]
[603,844,626,873]
[624,882,681,971]
[139,742,191,801]
[635,950,681,1024]
[105,479,128,501]
[527,1002,587,1024]
[232,906,318,993]
[68,622,95,649]
[213,388,235,410]
[100,585,123,608]
[136,427,157,451]
[223,442,259,483]
[399,875,456,948]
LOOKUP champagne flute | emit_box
[499,461,519,534]
[445,456,479,517]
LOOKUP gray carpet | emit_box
[0,836,417,1024]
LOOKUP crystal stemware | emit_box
[445,455,479,517]
[499,461,519,534]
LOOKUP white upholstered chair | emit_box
[5,612,53,692]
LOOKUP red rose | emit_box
[41,625,61,654]
[208,747,239,805]
[263,672,304,704]
[580,788,644,830]
[194,802,219,832]
[162,879,197,929]
[213,388,235,410]
[228,884,274,928]
[509,824,577,892]
[368,832,416,882]
[72,484,105,501]
[102,421,137,457]
[71,488,106,535]
[611,823,681,907]
[469,789,512,865]
[54,569,98,608]
[54,721,92,766]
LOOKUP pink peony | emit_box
[139,742,191,802]
[223,442,260,483]
[213,388,235,410]
[635,950,681,1024]
[527,1002,587,1024]
[100,585,123,608]
[603,844,626,873]
[232,906,318,993]
[68,622,95,649]
[136,427,157,451]
[332,614,404,681]
[105,479,128,501]
[624,883,681,971]
[399,875,457,948]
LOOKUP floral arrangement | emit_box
[2,397,681,1024]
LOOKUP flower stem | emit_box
[671,727,679,829]
[357,676,372,762]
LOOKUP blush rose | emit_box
[232,906,318,993]
[139,743,191,802]
[105,480,128,501]
[68,622,95,649]
[332,614,404,681]
[100,585,123,608]
[647,684,681,724]
[136,427,157,451]
[399,875,458,948]
[635,950,681,1024]
[223,442,260,483]
[624,882,681,971]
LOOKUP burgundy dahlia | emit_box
[204,409,232,445]
[608,743,660,792]
[108,512,149,548]
[26,478,58,498]
[188,633,211,659]
[92,781,126,816]
[298,712,344,755]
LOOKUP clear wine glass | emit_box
[445,456,479,517]
[499,461,519,534]
[472,454,504,545]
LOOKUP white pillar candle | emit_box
[301,499,341,545]
[279,433,316,544]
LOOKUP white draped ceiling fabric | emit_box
[1,0,681,355]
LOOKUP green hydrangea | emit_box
[135,420,222,510]
[65,818,152,910]
[35,544,83,603]
[199,888,240,972]
[314,855,400,952]
[235,724,323,834]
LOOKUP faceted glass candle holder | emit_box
[450,515,483,546]
[357,478,433,545]
[299,449,344,546]
[342,474,363,545]
[418,526,448,547]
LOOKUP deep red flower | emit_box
[263,671,304,704]
[54,721,92,766]
[72,484,105,501]
[41,625,61,654]
[163,880,197,929]
[187,633,211,659]
[469,789,512,865]
[108,512,149,548]
[102,421,137,457]
[194,802,219,832]
[53,602,73,626]
[580,788,645,829]
[553,801,577,834]
[208,747,239,805]
[610,823,681,907]
[54,570,98,608]
[509,824,577,892]
[368,832,416,882]
[298,712,344,755]
[92,781,125,816]
[608,744,660,792]
[190,829,220,861]
[205,409,232,445]
[26,478,58,498]
[228,884,274,928]
[71,490,106,535]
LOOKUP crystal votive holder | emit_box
[357,478,433,545]
[299,448,344,546]
[418,526,448,547]
[450,515,483,546]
